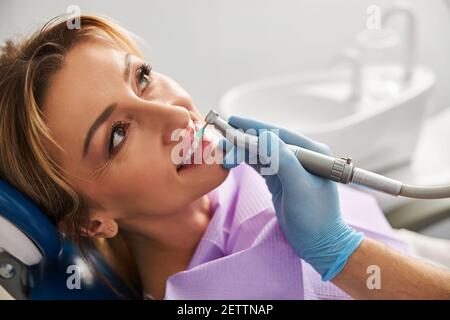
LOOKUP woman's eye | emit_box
[109,121,129,157]
[136,63,152,95]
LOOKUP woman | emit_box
[0,14,444,299]
[0,14,232,299]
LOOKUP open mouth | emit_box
[176,122,209,171]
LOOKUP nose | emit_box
[135,101,191,144]
[161,105,191,145]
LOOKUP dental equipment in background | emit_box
[204,110,450,199]
[383,3,417,84]
[329,48,362,102]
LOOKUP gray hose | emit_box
[399,184,450,199]
[205,109,450,200]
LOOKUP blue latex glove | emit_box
[220,116,364,281]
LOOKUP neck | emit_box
[121,195,211,299]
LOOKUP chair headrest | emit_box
[0,180,139,299]
[0,215,43,265]
[0,180,61,264]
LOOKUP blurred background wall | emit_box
[1,0,449,115]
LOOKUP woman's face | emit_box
[43,39,228,234]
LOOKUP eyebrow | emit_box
[82,103,117,158]
[82,54,131,158]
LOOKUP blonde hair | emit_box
[0,14,143,296]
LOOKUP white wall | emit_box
[1,0,449,115]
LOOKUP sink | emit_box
[219,83,356,131]
[218,65,435,172]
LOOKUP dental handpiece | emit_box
[205,110,450,199]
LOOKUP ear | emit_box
[58,210,118,239]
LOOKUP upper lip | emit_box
[188,109,203,124]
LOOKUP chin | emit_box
[179,162,229,197]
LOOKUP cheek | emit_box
[110,149,179,212]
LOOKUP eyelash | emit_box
[136,63,152,95]
[107,63,151,158]
[108,120,129,157]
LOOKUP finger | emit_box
[219,138,261,171]
[219,138,241,170]
[264,174,281,196]
[259,131,311,187]
[228,115,278,132]
[228,115,332,156]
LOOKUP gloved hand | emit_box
[220,116,364,281]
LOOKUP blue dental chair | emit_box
[0,179,139,300]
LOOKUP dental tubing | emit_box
[205,110,450,199]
